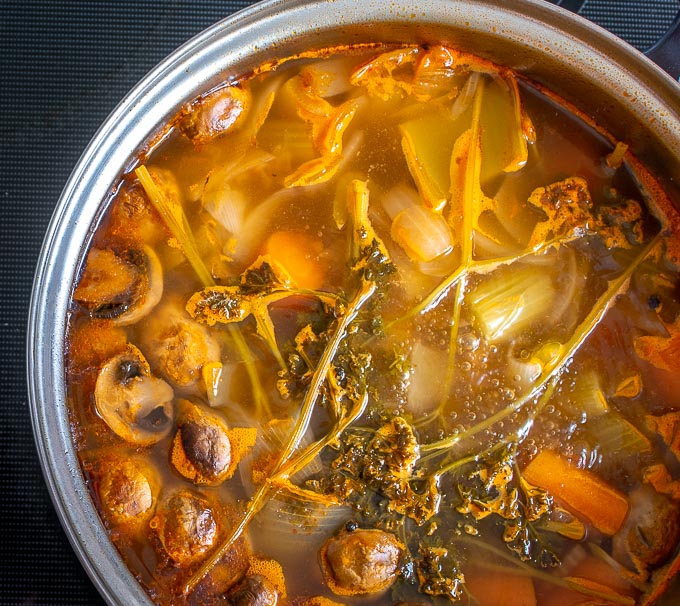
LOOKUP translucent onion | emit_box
[382,184,421,221]
[451,71,481,121]
[302,57,358,98]
[407,340,447,416]
[233,188,297,262]
[416,248,459,278]
[547,247,587,332]
[506,354,542,393]
[391,205,453,263]
[468,264,556,341]
[204,183,247,235]
[202,361,243,409]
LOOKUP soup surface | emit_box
[66,43,680,606]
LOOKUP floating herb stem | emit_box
[135,164,270,417]
[184,278,377,595]
[422,233,661,455]
[135,165,213,287]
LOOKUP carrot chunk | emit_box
[522,450,629,536]
[464,567,536,606]
[261,230,325,290]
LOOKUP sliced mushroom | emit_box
[73,245,163,326]
[98,456,159,530]
[94,344,175,445]
[171,400,233,485]
[140,303,220,387]
[151,489,219,566]
[319,528,403,596]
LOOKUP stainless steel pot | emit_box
[27,1,680,604]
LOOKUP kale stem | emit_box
[432,441,507,482]
[421,233,661,455]
[273,278,376,473]
[429,82,484,422]
[135,164,213,287]
[461,78,485,266]
[184,278,376,596]
[226,326,271,419]
[438,277,466,417]
[135,164,271,418]
[411,234,575,319]
[274,390,369,483]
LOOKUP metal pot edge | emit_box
[26,1,680,604]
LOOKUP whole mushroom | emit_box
[613,486,680,575]
[152,489,219,567]
[98,456,159,530]
[171,400,233,485]
[319,528,403,595]
[140,302,220,388]
[226,574,279,606]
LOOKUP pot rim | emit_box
[26,1,680,604]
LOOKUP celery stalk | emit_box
[400,106,466,212]
[588,412,652,455]
[135,164,271,418]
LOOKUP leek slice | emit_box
[480,73,528,184]
[588,412,652,455]
[391,205,453,263]
[468,265,556,341]
[400,105,466,211]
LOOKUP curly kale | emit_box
[327,417,442,525]
[417,545,465,601]
[456,451,561,569]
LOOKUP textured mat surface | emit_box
[2,0,678,604]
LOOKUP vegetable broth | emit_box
[66,43,680,606]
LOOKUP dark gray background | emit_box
[2,0,678,604]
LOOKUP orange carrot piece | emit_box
[538,555,637,606]
[522,450,629,536]
[464,567,537,606]
[261,230,325,290]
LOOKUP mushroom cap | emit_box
[180,84,251,144]
[152,489,219,566]
[319,528,403,595]
[170,400,233,485]
[98,456,160,529]
[140,303,221,387]
[113,245,164,326]
[94,344,175,445]
[613,486,680,573]
[226,574,279,606]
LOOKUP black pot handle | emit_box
[645,10,680,82]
